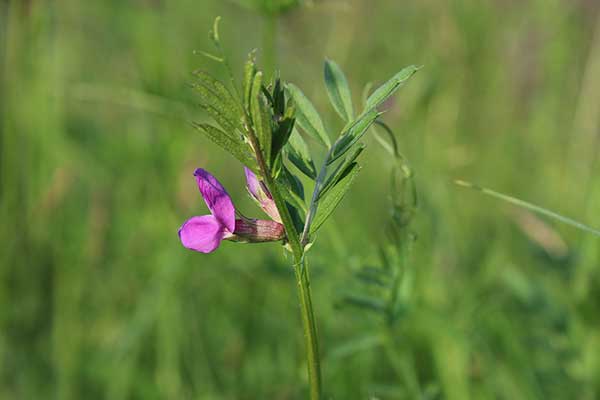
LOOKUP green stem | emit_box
[244,121,322,399]
[266,176,322,399]
[294,257,322,400]
[265,173,322,399]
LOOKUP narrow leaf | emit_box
[250,72,272,163]
[355,270,389,288]
[272,78,285,116]
[319,144,365,199]
[328,109,380,164]
[341,294,387,314]
[271,115,295,163]
[324,59,354,121]
[277,169,307,216]
[365,65,419,111]
[286,83,331,148]
[310,162,360,234]
[328,335,383,360]
[192,122,257,171]
[242,50,257,112]
[193,71,243,127]
[198,103,238,135]
[286,130,317,179]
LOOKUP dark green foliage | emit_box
[310,162,361,235]
[266,78,296,165]
[286,131,317,179]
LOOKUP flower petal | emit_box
[178,215,226,253]
[244,167,282,223]
[244,167,261,200]
[194,168,235,232]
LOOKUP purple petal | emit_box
[243,167,281,223]
[244,167,260,200]
[178,215,226,253]
[194,168,235,233]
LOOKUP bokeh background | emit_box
[2,0,600,398]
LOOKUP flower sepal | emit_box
[226,217,286,244]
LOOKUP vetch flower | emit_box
[244,167,281,223]
[179,168,285,253]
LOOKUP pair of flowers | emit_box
[179,168,284,253]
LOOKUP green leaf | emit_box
[341,294,387,314]
[193,123,257,171]
[324,59,354,122]
[193,71,243,128]
[310,162,360,234]
[328,109,380,164]
[286,130,317,179]
[272,78,286,116]
[319,144,365,200]
[276,167,307,217]
[271,112,295,164]
[242,51,257,112]
[198,103,238,135]
[192,122,257,171]
[355,269,389,288]
[329,335,383,360]
[250,72,272,163]
[365,65,420,111]
[286,83,331,148]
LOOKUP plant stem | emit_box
[294,257,322,400]
[265,174,323,399]
[244,120,322,399]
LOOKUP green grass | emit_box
[2,0,600,398]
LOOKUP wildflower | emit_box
[179,168,285,253]
[244,167,281,223]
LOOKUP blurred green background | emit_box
[2,0,600,398]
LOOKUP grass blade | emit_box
[455,180,600,237]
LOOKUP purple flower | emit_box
[179,168,285,253]
[244,167,281,223]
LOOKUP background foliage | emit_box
[2,0,600,398]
